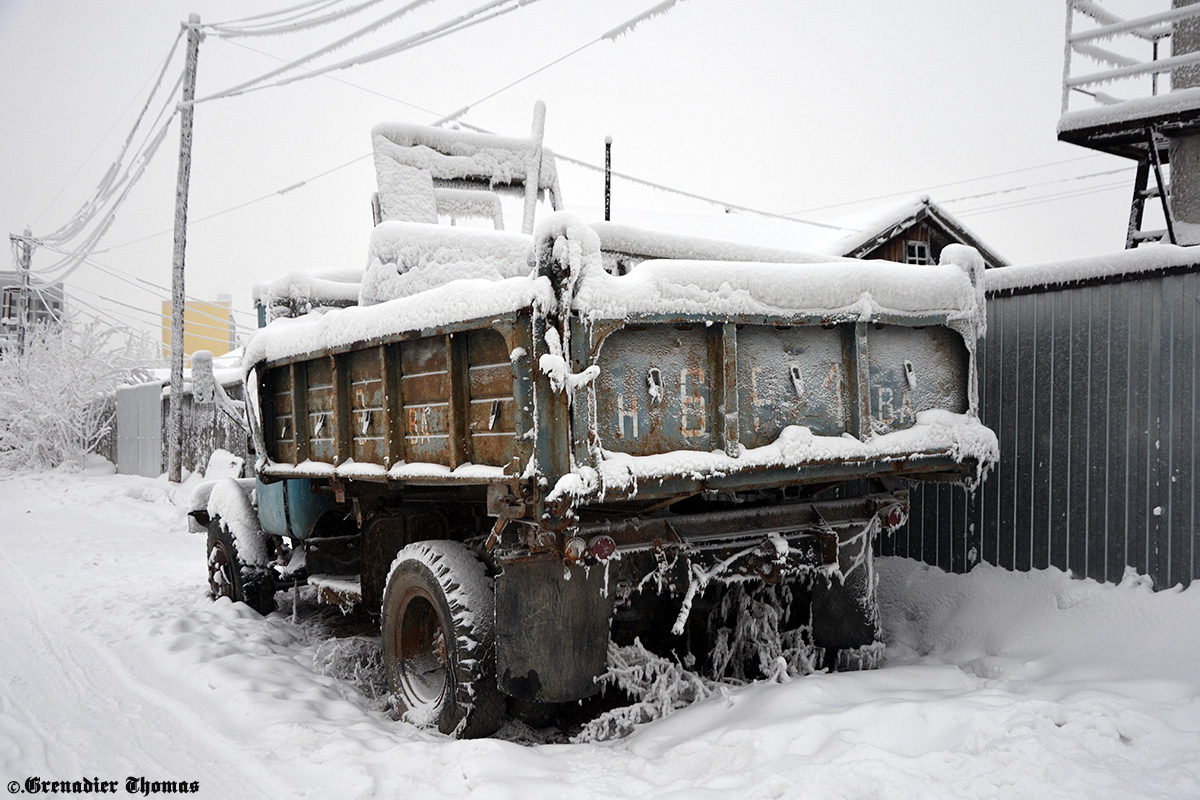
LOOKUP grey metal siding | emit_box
[892,269,1199,589]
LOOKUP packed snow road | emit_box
[1,468,1197,799]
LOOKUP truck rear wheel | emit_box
[206,520,276,615]
[381,541,503,738]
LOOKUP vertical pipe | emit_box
[1061,0,1075,116]
[604,136,612,222]
[168,13,202,483]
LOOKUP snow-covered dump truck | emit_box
[192,107,997,738]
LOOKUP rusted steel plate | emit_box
[467,363,513,398]
[401,371,450,403]
[467,328,510,364]
[267,366,295,463]
[866,324,967,434]
[304,358,336,463]
[594,323,714,455]
[736,324,848,446]
[404,401,451,466]
[348,348,386,464]
[467,331,516,466]
[401,335,446,374]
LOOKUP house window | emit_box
[904,240,931,265]
[1,288,16,323]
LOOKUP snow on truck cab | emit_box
[192,104,998,739]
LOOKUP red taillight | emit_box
[588,535,616,561]
[885,505,907,529]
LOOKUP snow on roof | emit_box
[987,244,1200,294]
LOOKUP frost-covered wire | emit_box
[785,155,1104,216]
[40,32,185,247]
[955,179,1130,217]
[220,37,439,115]
[939,166,1134,206]
[34,109,179,285]
[434,0,689,125]
[38,249,257,332]
[196,0,498,103]
[67,295,178,355]
[94,152,374,255]
[70,285,248,345]
[601,0,685,41]
[210,0,346,28]
[556,152,854,231]
[206,0,393,39]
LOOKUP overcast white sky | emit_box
[0,0,1153,351]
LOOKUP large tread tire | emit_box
[206,519,276,615]
[381,540,503,739]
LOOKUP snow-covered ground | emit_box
[2,468,1197,799]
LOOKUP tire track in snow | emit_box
[0,553,289,796]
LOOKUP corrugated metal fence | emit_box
[887,266,1199,589]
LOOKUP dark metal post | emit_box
[604,136,612,222]
[168,13,202,483]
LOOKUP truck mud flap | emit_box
[495,556,615,703]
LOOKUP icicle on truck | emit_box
[191,107,997,738]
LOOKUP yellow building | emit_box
[161,294,235,360]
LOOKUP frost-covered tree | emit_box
[0,317,139,471]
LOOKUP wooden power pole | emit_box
[167,13,202,483]
[10,228,33,354]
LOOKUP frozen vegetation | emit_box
[2,467,1197,799]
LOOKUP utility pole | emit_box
[167,13,202,483]
[10,228,33,354]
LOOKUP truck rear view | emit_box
[198,108,997,738]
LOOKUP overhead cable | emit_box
[195,0,523,103]
[40,32,186,246]
[207,0,395,38]
[785,155,1106,216]
[956,180,1130,217]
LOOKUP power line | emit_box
[207,0,388,38]
[30,30,185,229]
[196,0,533,104]
[81,257,259,321]
[68,284,246,346]
[956,180,1131,217]
[219,38,440,115]
[39,33,186,247]
[939,167,1134,205]
[46,251,258,332]
[94,153,373,253]
[784,154,1107,216]
[211,0,346,28]
[67,295,179,356]
[432,0,682,126]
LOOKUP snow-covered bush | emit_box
[0,318,139,471]
[573,640,717,742]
